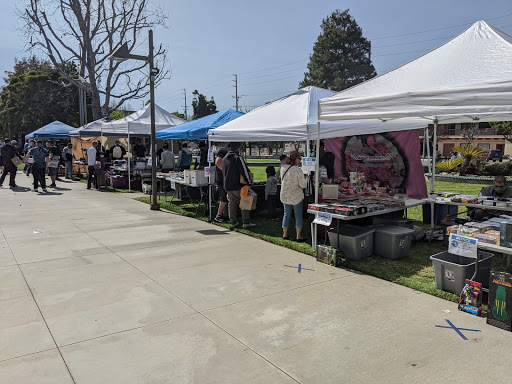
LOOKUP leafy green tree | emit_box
[491,121,512,144]
[192,90,218,119]
[172,111,185,119]
[300,9,376,91]
[109,110,125,120]
[0,56,82,138]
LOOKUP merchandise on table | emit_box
[308,194,407,217]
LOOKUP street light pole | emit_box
[108,29,159,211]
[148,30,159,210]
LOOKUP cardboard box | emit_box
[500,222,512,248]
[11,157,22,167]
[239,189,257,211]
[322,184,338,200]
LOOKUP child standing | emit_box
[265,166,278,220]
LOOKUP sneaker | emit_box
[49,183,56,188]
[230,222,240,230]
[0,184,3,188]
[242,223,256,228]
[42,189,48,193]
[214,216,225,223]
[10,185,17,189]
[32,188,38,192]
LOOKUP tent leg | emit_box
[313,117,321,251]
[432,119,438,194]
[208,140,212,223]
[128,131,131,191]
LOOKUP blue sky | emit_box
[1,0,511,117]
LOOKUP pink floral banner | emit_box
[324,130,427,199]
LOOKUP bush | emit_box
[484,162,512,176]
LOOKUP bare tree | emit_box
[19,0,168,120]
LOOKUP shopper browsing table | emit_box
[25,140,48,192]
[280,151,307,242]
[222,142,255,228]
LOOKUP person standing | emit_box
[214,146,229,222]
[46,141,61,188]
[25,140,48,192]
[265,166,278,220]
[177,143,193,171]
[222,142,255,228]
[0,139,23,188]
[86,141,98,190]
[62,143,75,180]
[194,142,208,170]
[133,139,147,158]
[159,144,175,172]
[280,151,307,242]
[110,140,127,161]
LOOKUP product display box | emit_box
[487,271,512,331]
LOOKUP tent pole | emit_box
[432,119,438,194]
[208,140,212,222]
[306,139,310,157]
[313,113,321,251]
[426,128,432,182]
[128,130,131,191]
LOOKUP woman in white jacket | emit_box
[280,151,307,242]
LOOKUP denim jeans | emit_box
[282,200,303,229]
[65,161,73,179]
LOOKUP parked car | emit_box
[487,149,503,162]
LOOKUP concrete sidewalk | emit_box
[1,172,512,383]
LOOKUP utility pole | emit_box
[233,74,240,111]
[182,88,187,120]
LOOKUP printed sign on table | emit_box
[207,149,214,163]
[313,211,332,226]
[170,179,176,190]
[302,157,316,172]
[448,234,478,259]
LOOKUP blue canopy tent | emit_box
[25,121,76,140]
[155,109,243,140]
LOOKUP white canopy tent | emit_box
[318,20,512,195]
[104,103,186,135]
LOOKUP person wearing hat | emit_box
[110,140,126,161]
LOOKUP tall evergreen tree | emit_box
[0,57,82,138]
[300,9,376,91]
[192,90,218,119]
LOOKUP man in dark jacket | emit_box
[0,139,23,188]
[222,142,255,228]
[472,175,512,221]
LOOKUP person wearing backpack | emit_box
[280,151,307,242]
[177,142,193,171]
[110,140,126,161]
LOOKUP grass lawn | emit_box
[134,179,509,304]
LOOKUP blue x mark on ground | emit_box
[284,264,314,273]
[435,319,481,340]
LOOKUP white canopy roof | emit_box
[104,103,186,136]
[319,21,512,133]
[209,86,336,142]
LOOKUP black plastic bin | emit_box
[422,203,458,225]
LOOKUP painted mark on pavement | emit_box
[284,264,314,273]
[435,319,481,340]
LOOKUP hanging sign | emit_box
[302,157,316,172]
[207,149,214,163]
[170,179,176,190]
[313,211,332,226]
[448,234,478,259]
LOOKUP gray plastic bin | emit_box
[430,251,494,294]
[370,225,414,259]
[327,225,374,260]
[371,216,415,230]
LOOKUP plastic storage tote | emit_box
[327,225,374,260]
[422,203,458,225]
[430,250,494,294]
[371,216,415,230]
[370,225,414,259]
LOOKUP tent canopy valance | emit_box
[68,117,114,137]
[25,121,76,140]
[156,109,243,141]
[318,21,512,131]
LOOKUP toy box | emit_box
[487,271,512,331]
[317,245,338,266]
[458,279,483,316]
